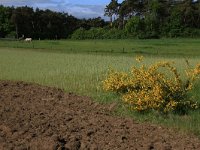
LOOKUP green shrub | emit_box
[71,28,127,40]
[71,28,86,40]
[5,31,16,39]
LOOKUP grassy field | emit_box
[0,38,200,136]
[0,38,200,56]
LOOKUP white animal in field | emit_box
[24,38,32,42]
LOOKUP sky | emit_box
[0,0,123,19]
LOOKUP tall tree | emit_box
[0,5,14,38]
[11,6,34,39]
[105,0,119,27]
[179,0,199,28]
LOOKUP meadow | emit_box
[0,38,200,136]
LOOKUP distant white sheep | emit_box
[24,38,32,42]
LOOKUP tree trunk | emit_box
[110,15,113,27]
[15,24,18,39]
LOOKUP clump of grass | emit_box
[103,56,200,114]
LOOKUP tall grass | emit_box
[1,47,199,95]
[0,39,200,136]
[0,48,134,95]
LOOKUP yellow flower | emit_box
[102,58,200,113]
[135,55,144,62]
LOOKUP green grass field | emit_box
[1,38,200,56]
[0,38,200,136]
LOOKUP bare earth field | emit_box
[0,81,200,150]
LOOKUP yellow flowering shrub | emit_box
[103,56,200,114]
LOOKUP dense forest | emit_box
[0,6,107,39]
[0,0,200,39]
[103,0,200,38]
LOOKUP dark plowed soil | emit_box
[0,81,200,150]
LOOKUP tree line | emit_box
[0,5,107,39]
[0,0,200,40]
[71,0,200,40]
[104,0,200,38]
[70,0,200,39]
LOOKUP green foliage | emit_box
[145,0,161,30]
[0,5,108,40]
[71,0,200,40]
[105,0,119,27]
[1,0,200,40]
[103,28,127,39]
[125,16,145,38]
[104,0,200,39]
[162,7,183,38]
[5,31,16,39]
[71,28,127,40]
[182,28,200,38]
[71,28,86,40]
[0,5,14,38]
[125,16,160,39]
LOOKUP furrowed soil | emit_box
[0,81,200,150]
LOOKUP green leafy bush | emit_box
[71,28,127,40]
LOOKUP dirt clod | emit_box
[0,81,200,150]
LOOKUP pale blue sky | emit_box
[0,0,123,19]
